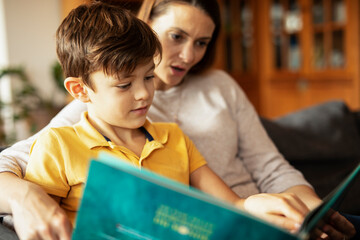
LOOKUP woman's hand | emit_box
[190,166,355,238]
[281,186,356,239]
[0,172,72,240]
[318,211,356,240]
[191,166,308,231]
[242,194,356,240]
[242,193,309,231]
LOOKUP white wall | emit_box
[0,0,64,142]
[0,0,13,141]
[2,0,64,105]
[0,0,8,67]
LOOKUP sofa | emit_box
[261,100,360,215]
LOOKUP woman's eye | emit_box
[117,83,131,89]
[145,75,155,81]
[196,41,209,48]
[170,33,182,41]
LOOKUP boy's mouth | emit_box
[131,105,149,115]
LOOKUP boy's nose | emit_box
[134,82,151,100]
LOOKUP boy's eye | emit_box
[145,75,155,81]
[116,83,131,89]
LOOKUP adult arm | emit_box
[190,70,312,196]
[0,100,86,239]
[232,84,312,194]
[0,172,72,240]
[191,166,355,239]
[0,100,86,177]
[190,165,309,232]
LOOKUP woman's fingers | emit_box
[10,182,72,240]
[244,193,309,231]
[55,211,73,240]
[322,224,345,240]
[272,193,309,222]
[262,213,302,231]
[321,212,356,240]
[310,227,329,240]
[13,200,72,240]
[330,212,356,238]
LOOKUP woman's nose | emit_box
[179,43,195,64]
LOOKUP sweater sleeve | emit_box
[0,100,86,177]
[233,82,312,193]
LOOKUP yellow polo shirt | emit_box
[24,112,207,225]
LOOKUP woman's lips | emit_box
[171,66,186,76]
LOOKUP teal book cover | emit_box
[72,153,360,240]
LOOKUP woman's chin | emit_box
[161,78,184,90]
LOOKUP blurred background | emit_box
[0,0,359,145]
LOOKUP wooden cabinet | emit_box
[215,0,261,110]
[61,0,141,18]
[217,0,360,118]
[61,0,87,19]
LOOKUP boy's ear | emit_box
[64,77,90,103]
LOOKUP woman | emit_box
[0,0,355,239]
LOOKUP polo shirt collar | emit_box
[73,112,168,149]
[142,119,168,145]
[73,112,109,149]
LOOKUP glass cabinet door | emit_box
[312,0,346,69]
[222,0,254,73]
[268,0,347,72]
[270,0,302,71]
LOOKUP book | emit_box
[72,153,360,240]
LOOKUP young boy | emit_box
[23,2,248,226]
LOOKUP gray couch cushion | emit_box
[261,100,360,162]
[0,224,18,240]
[261,100,360,214]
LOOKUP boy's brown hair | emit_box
[56,2,162,89]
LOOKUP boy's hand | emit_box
[10,181,72,240]
[243,193,309,231]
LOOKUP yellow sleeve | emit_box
[184,134,207,174]
[24,129,70,198]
